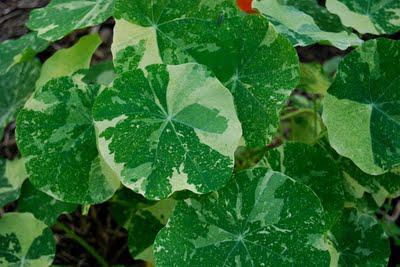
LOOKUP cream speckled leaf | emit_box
[0,59,41,130]
[0,158,27,208]
[16,74,120,204]
[329,208,390,266]
[93,62,242,200]
[267,143,344,228]
[18,181,78,226]
[114,0,299,147]
[27,0,114,42]
[326,0,400,34]
[0,33,47,75]
[253,0,362,50]
[154,168,330,266]
[323,38,400,175]
[0,212,55,266]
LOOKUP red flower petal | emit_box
[236,0,257,14]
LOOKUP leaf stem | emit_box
[55,222,109,267]
[280,108,315,120]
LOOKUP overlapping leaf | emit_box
[16,73,119,204]
[18,181,78,225]
[323,38,400,175]
[267,142,391,265]
[28,0,114,42]
[154,168,330,266]
[253,0,362,50]
[267,143,344,228]
[93,61,242,199]
[326,0,400,34]
[0,212,55,266]
[0,158,27,207]
[0,33,47,75]
[0,59,41,130]
[114,0,300,147]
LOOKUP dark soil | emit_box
[1,1,400,266]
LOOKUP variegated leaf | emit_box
[0,158,27,207]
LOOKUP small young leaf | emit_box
[93,62,242,200]
[0,59,41,130]
[154,168,330,266]
[0,33,47,75]
[253,0,362,50]
[323,38,400,175]
[16,74,120,204]
[326,0,400,34]
[18,181,78,226]
[27,0,115,42]
[36,34,102,88]
[0,212,55,266]
[114,0,300,147]
[0,158,27,207]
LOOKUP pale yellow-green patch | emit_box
[323,95,383,175]
[3,158,27,193]
[112,19,162,69]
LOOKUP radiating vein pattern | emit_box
[93,62,242,200]
[323,39,400,175]
[154,168,330,266]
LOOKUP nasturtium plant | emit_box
[114,0,300,148]
[27,0,114,42]
[323,38,400,175]
[326,0,400,35]
[253,0,362,50]
[0,59,41,130]
[0,213,55,266]
[154,168,330,266]
[1,0,400,266]
[93,60,242,199]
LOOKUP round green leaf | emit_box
[16,74,120,204]
[0,212,55,266]
[154,168,330,266]
[329,208,390,266]
[18,181,78,226]
[326,0,400,34]
[268,143,345,228]
[114,0,300,147]
[0,60,41,130]
[253,0,362,50]
[0,158,27,207]
[323,38,400,175]
[93,63,242,200]
[27,0,115,42]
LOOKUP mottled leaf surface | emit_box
[0,59,41,129]
[114,0,300,147]
[0,33,47,75]
[154,168,330,266]
[253,0,362,50]
[0,212,55,266]
[18,181,78,225]
[93,62,242,199]
[268,143,344,228]
[0,159,27,208]
[16,74,119,204]
[28,0,114,41]
[329,208,390,266]
[323,39,400,174]
[326,0,400,34]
